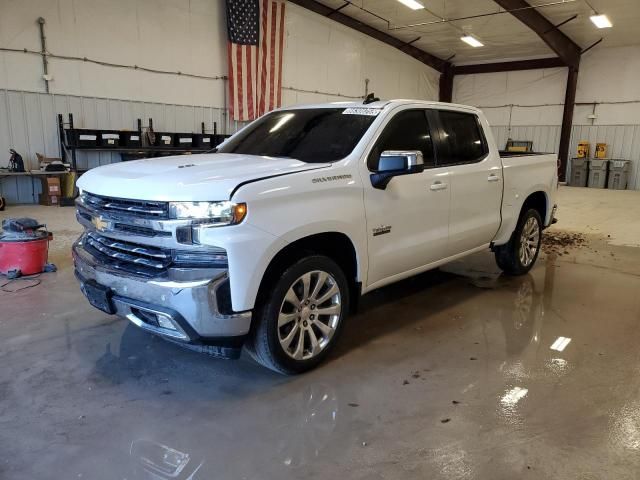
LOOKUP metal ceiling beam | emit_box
[287,0,449,73]
[492,0,581,68]
[454,57,565,75]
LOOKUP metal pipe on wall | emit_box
[37,17,49,94]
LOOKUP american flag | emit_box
[226,0,286,122]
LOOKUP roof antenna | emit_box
[363,92,379,104]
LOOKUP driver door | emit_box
[362,108,451,288]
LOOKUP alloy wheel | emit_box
[519,217,540,267]
[277,270,342,361]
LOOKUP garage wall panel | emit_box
[461,46,640,190]
[0,89,238,203]
[2,1,437,204]
[568,125,640,190]
[1,1,438,110]
[282,3,439,106]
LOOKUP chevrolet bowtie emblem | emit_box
[91,216,110,232]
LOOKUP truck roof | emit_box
[281,99,482,114]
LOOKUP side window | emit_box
[437,110,487,165]
[368,110,435,171]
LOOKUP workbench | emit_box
[0,170,70,205]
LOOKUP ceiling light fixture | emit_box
[397,0,425,10]
[461,35,484,48]
[590,14,612,28]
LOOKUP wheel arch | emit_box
[493,187,552,246]
[254,231,361,312]
[521,190,549,225]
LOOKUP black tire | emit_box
[247,255,350,375]
[495,209,543,276]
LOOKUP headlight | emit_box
[169,201,247,226]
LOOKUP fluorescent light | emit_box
[397,0,424,10]
[501,387,528,406]
[590,14,612,28]
[550,336,572,352]
[461,35,484,48]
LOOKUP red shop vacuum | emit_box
[0,218,56,278]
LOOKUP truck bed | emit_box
[499,151,552,158]
[491,152,558,245]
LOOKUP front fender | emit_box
[227,166,367,310]
[197,222,288,312]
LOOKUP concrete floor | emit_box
[1,186,640,479]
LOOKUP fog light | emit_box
[156,313,176,331]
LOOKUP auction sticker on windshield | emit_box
[342,107,381,116]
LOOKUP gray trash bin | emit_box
[588,159,609,188]
[568,158,589,187]
[607,160,631,190]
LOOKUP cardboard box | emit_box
[36,152,63,165]
[43,177,61,195]
[39,193,59,206]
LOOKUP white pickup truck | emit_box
[73,99,557,374]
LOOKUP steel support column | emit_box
[558,65,579,182]
[439,65,454,103]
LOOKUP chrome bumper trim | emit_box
[73,240,252,339]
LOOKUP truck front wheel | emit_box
[495,209,543,276]
[247,255,350,374]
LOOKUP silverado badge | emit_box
[372,225,392,236]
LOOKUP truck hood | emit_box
[76,153,330,201]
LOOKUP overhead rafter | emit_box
[454,57,565,75]
[492,0,581,69]
[287,0,449,73]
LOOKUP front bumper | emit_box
[72,238,251,358]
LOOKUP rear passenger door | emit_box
[433,109,503,256]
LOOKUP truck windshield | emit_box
[217,108,378,163]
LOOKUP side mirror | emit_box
[370,150,425,190]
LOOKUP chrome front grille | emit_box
[82,232,228,276]
[77,193,229,275]
[82,192,169,219]
[77,210,171,238]
[85,232,172,271]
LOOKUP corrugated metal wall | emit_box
[0,89,244,204]
[2,88,639,203]
[568,125,640,189]
[491,125,562,154]
[491,124,640,190]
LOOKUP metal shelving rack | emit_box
[57,114,225,171]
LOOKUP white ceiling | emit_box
[314,0,640,65]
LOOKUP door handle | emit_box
[488,174,500,182]
[430,181,448,191]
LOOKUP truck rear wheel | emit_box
[495,209,542,276]
[247,255,350,374]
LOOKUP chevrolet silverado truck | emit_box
[73,99,558,374]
